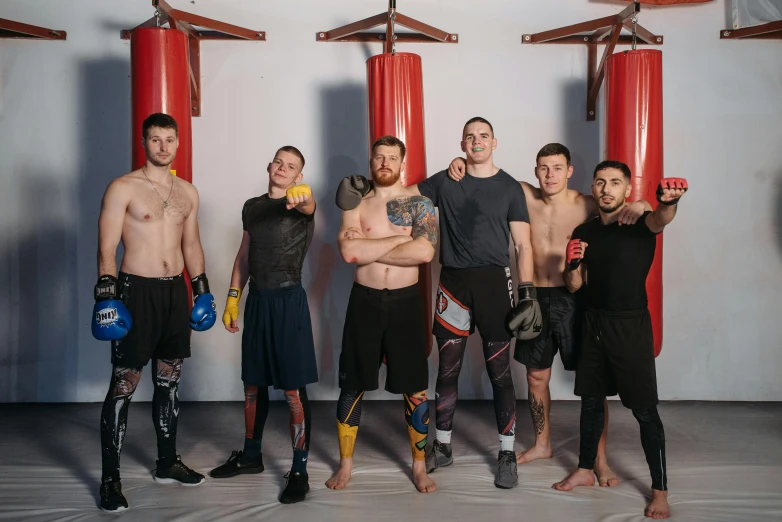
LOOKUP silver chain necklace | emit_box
[142,166,174,208]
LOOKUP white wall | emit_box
[1,0,780,403]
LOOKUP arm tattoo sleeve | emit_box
[386,196,438,248]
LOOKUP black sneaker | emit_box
[279,471,309,504]
[99,480,128,513]
[495,450,518,489]
[425,440,454,474]
[209,450,264,478]
[154,456,205,486]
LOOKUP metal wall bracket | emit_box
[121,0,264,117]
[0,18,66,40]
[721,20,782,40]
[521,2,663,121]
[317,0,457,54]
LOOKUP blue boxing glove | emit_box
[91,275,132,341]
[190,273,216,331]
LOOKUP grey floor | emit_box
[0,400,781,521]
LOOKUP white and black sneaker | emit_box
[99,480,129,513]
[209,450,264,479]
[154,456,206,486]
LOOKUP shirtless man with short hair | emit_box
[325,135,438,493]
[448,143,650,486]
[93,113,216,513]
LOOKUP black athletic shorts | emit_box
[241,282,318,390]
[111,272,191,368]
[433,266,514,341]
[515,287,583,371]
[339,282,428,394]
[574,308,658,409]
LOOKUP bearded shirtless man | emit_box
[92,113,216,512]
[325,135,438,493]
[448,143,650,486]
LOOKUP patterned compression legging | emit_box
[336,389,430,460]
[244,385,311,452]
[100,359,182,484]
[434,337,516,438]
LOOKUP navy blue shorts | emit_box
[241,283,318,390]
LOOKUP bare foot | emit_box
[595,461,620,487]
[552,468,595,491]
[515,444,553,464]
[645,489,670,519]
[412,460,437,493]
[325,458,353,490]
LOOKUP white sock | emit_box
[499,434,515,452]
[436,429,452,445]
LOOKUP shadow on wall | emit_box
[0,172,79,403]
[307,83,368,395]
[563,78,599,195]
[75,58,132,398]
[0,57,129,403]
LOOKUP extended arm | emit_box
[645,202,677,234]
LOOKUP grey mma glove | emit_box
[507,282,543,340]
[335,175,373,211]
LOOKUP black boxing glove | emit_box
[507,282,543,341]
[336,175,373,211]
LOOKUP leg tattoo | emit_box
[100,366,142,483]
[529,391,545,436]
[404,391,430,461]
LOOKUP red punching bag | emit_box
[367,52,433,356]
[130,28,193,182]
[605,49,664,357]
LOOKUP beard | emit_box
[598,197,625,214]
[372,167,401,187]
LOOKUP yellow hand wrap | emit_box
[222,287,241,327]
[286,184,312,200]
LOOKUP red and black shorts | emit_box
[433,266,514,342]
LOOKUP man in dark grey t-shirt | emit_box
[406,117,536,489]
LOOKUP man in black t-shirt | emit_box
[209,146,318,505]
[552,160,688,520]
